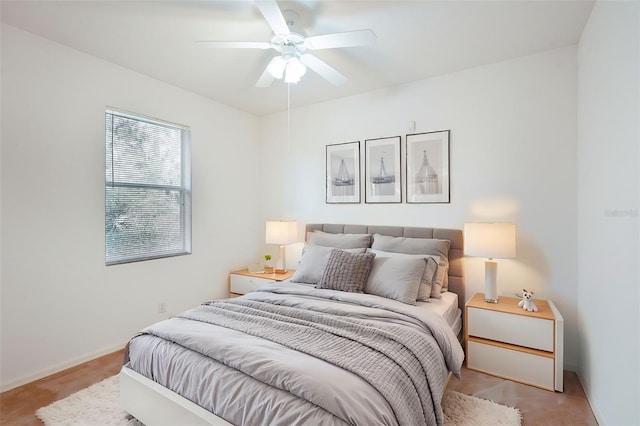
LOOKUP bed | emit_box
[120,224,465,426]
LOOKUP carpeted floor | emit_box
[35,374,521,426]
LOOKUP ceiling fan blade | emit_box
[255,0,290,36]
[256,58,278,88]
[304,29,376,50]
[300,54,347,86]
[196,41,273,50]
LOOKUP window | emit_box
[105,110,191,265]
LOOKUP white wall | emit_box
[577,1,640,424]
[260,47,579,370]
[0,24,264,389]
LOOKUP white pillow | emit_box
[291,245,366,284]
[368,249,440,300]
[364,255,426,305]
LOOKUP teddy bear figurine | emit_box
[517,289,538,312]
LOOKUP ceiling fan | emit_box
[196,0,376,87]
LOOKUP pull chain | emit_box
[287,82,291,153]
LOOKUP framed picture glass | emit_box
[365,136,401,203]
[326,141,360,204]
[406,130,450,203]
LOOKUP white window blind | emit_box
[105,110,191,265]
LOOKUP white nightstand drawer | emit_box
[468,340,555,390]
[468,307,554,352]
[230,274,275,295]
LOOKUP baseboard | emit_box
[575,371,606,426]
[0,340,128,393]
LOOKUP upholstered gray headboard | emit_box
[306,223,465,311]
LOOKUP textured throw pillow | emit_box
[308,231,371,249]
[317,249,376,293]
[291,245,367,284]
[368,249,439,301]
[365,255,427,305]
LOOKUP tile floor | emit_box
[1,350,598,425]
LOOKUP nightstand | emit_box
[229,269,295,297]
[465,293,564,392]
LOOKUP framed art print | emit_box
[406,130,450,203]
[326,141,360,204]
[365,136,401,203]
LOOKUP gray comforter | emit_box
[125,283,464,426]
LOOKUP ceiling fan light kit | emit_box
[284,57,306,83]
[197,0,376,87]
[266,56,287,79]
[267,45,307,83]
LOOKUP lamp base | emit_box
[484,260,499,303]
[274,245,287,275]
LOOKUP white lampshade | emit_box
[464,222,516,259]
[265,221,297,245]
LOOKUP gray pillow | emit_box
[421,257,439,300]
[317,249,376,293]
[365,255,427,305]
[430,257,448,298]
[368,249,439,301]
[308,231,371,249]
[442,268,449,291]
[371,234,450,258]
[371,234,450,298]
[291,245,367,284]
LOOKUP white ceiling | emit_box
[1,0,595,116]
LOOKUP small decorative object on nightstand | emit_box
[263,254,273,273]
[465,292,564,392]
[517,288,538,312]
[229,269,294,297]
[247,262,264,274]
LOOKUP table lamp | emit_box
[265,220,297,274]
[464,222,516,303]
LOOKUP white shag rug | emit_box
[36,375,522,425]
[442,390,522,425]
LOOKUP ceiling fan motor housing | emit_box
[271,10,306,50]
